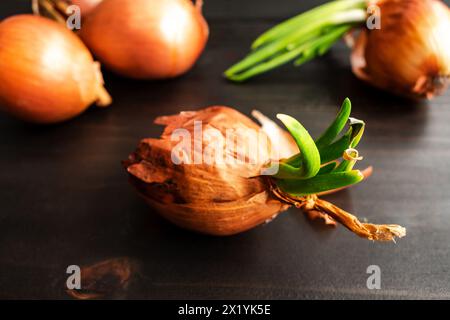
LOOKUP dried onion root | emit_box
[270,184,405,241]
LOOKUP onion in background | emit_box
[225,0,450,100]
[79,0,209,79]
[351,0,450,99]
[0,15,111,124]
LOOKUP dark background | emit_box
[1,0,450,299]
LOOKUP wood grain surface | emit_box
[0,0,449,299]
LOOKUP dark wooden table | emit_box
[1,0,450,299]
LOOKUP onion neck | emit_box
[92,62,112,107]
[95,85,112,107]
[32,0,72,23]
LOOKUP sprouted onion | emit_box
[124,98,406,241]
[225,0,450,99]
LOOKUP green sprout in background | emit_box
[224,0,367,82]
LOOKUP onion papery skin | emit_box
[79,0,209,79]
[351,0,450,99]
[124,106,290,236]
[0,15,108,124]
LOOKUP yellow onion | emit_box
[351,0,450,99]
[79,0,209,79]
[122,106,402,240]
[0,15,111,124]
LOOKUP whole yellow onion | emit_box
[0,15,111,124]
[351,0,450,99]
[79,0,209,79]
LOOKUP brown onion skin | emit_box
[351,0,450,99]
[124,106,289,236]
[71,0,103,17]
[0,15,109,124]
[79,0,209,79]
